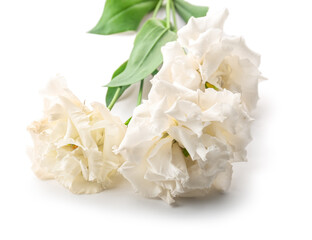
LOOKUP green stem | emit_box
[137,80,144,106]
[166,0,171,28]
[107,87,121,110]
[153,0,163,18]
[170,0,177,31]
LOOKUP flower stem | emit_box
[170,0,177,31]
[107,87,121,110]
[137,80,144,106]
[153,0,163,18]
[166,0,171,29]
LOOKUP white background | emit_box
[0,0,311,239]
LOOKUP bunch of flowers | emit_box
[28,1,263,204]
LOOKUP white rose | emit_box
[155,8,262,112]
[117,80,251,203]
[28,76,126,194]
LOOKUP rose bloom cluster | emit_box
[117,9,262,203]
[28,9,262,203]
[28,77,126,193]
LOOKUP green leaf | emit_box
[174,0,208,23]
[105,61,130,106]
[106,19,177,87]
[89,0,159,35]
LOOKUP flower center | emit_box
[68,144,78,150]
[206,60,232,89]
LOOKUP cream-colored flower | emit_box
[28,76,126,194]
[117,80,251,203]
[155,8,262,112]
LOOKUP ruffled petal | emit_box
[28,76,126,194]
[178,8,229,48]
[155,41,201,90]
